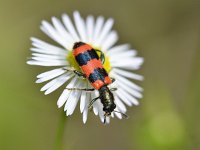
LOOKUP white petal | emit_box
[32,53,66,60]
[95,18,114,45]
[30,48,66,56]
[65,81,82,115]
[105,117,110,124]
[36,68,66,83]
[82,82,90,123]
[107,44,130,54]
[65,89,81,115]
[57,77,78,108]
[114,91,133,106]
[114,108,122,119]
[27,60,67,66]
[86,15,94,43]
[111,57,144,70]
[80,92,86,113]
[73,11,87,42]
[100,114,105,123]
[62,13,80,41]
[40,21,69,49]
[41,78,57,92]
[30,57,67,64]
[91,91,99,115]
[41,73,73,93]
[57,90,69,108]
[31,38,67,55]
[92,16,104,44]
[92,103,99,115]
[80,82,87,113]
[44,74,72,95]
[91,95,106,123]
[83,107,88,124]
[96,100,104,123]
[111,72,143,92]
[116,88,139,105]
[114,96,127,113]
[101,31,118,51]
[111,113,114,118]
[109,50,137,60]
[51,17,74,49]
[117,79,143,98]
[37,68,65,78]
[112,68,143,81]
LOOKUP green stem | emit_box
[54,112,66,150]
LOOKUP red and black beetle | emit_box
[66,42,127,123]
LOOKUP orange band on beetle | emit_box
[104,76,112,85]
[73,44,93,56]
[91,80,104,90]
[81,59,103,77]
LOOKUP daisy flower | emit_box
[27,11,144,124]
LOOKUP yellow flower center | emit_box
[66,46,111,73]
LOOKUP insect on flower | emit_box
[68,42,128,123]
[27,11,144,124]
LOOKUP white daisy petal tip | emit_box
[82,117,87,124]
[135,101,140,106]
[83,119,87,124]
[57,103,62,108]
[40,87,45,92]
[44,90,50,95]
[74,10,80,16]
[26,60,31,65]
[30,37,36,42]
[41,20,48,28]
[136,75,144,81]
[27,11,144,124]
[35,79,42,83]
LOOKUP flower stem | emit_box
[54,112,66,150]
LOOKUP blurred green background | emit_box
[0,0,200,150]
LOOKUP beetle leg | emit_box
[110,88,117,91]
[111,78,115,83]
[65,88,94,91]
[88,97,99,110]
[63,67,86,78]
[73,70,86,78]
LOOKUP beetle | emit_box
[65,42,127,123]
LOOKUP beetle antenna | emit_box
[113,110,129,119]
